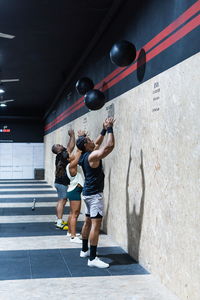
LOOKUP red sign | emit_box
[0,129,11,132]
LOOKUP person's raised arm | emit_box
[68,149,82,177]
[89,117,115,163]
[94,119,109,150]
[66,129,75,154]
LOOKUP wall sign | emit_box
[0,126,11,133]
[152,81,160,112]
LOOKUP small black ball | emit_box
[84,89,105,110]
[110,40,136,67]
[76,77,94,95]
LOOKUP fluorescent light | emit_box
[1,79,20,82]
[0,88,5,94]
[0,32,15,39]
[0,103,7,107]
[0,99,15,103]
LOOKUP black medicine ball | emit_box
[76,77,94,95]
[110,40,136,67]
[84,89,105,110]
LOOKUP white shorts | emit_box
[82,193,104,218]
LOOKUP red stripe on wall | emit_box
[45,1,200,132]
[144,0,200,52]
[96,0,200,89]
[103,14,200,91]
[45,101,85,131]
[45,96,84,130]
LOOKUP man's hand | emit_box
[107,117,115,127]
[103,118,109,129]
[89,117,115,164]
[68,129,75,137]
[103,117,115,129]
[77,130,87,137]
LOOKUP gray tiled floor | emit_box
[0,206,67,216]
[0,197,58,202]
[0,190,57,194]
[0,185,52,189]
[0,180,180,300]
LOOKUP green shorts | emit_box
[67,186,82,201]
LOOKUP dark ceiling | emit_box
[0,0,122,120]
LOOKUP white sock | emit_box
[57,219,62,226]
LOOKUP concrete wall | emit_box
[44,52,200,300]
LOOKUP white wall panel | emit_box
[22,166,34,179]
[0,144,12,165]
[12,171,23,179]
[33,145,44,167]
[0,143,44,179]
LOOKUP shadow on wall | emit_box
[126,147,146,261]
[103,168,111,233]
[137,48,146,82]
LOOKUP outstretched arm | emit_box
[89,118,115,163]
[94,119,108,150]
[66,129,75,153]
[68,149,82,177]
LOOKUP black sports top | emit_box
[55,152,70,186]
[79,152,104,196]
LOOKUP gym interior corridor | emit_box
[0,0,199,299]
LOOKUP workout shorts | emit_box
[82,193,104,218]
[67,186,82,201]
[54,183,68,200]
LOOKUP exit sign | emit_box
[0,129,11,132]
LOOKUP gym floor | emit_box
[0,180,179,299]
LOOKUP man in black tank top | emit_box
[76,117,115,268]
[51,129,75,229]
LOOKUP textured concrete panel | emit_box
[44,53,200,300]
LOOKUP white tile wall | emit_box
[0,143,44,179]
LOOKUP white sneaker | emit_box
[66,233,80,237]
[79,250,99,257]
[88,257,109,268]
[80,250,90,258]
[70,237,82,244]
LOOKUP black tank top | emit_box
[55,152,70,186]
[79,152,105,196]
